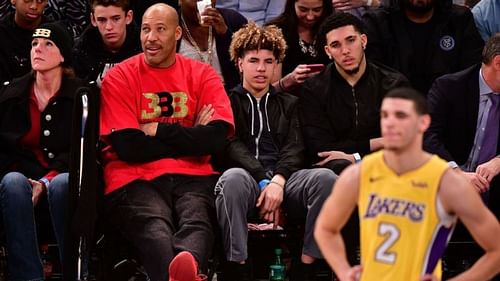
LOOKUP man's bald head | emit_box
[143,3,179,26]
[141,3,182,68]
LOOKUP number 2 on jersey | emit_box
[375,222,400,264]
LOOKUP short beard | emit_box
[403,0,434,14]
[341,51,364,76]
[344,66,360,75]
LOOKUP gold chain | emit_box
[180,14,214,65]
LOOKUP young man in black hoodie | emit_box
[72,0,141,87]
[0,0,50,83]
[215,22,337,281]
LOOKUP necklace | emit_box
[299,39,317,57]
[180,14,214,65]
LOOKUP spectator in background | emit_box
[99,4,234,281]
[331,0,384,18]
[178,0,247,90]
[266,0,332,94]
[363,0,484,95]
[43,0,90,38]
[0,22,95,281]
[0,0,8,18]
[0,0,51,83]
[73,0,141,87]
[216,0,285,25]
[472,0,500,42]
[215,22,336,281]
[300,12,409,174]
[0,0,90,38]
[424,33,500,219]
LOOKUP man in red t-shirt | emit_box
[99,4,234,281]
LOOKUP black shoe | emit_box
[290,259,316,281]
[219,261,253,281]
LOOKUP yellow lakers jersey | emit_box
[358,151,456,281]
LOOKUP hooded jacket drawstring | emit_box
[246,92,272,159]
[263,92,271,132]
[246,93,255,136]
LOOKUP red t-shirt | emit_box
[100,53,234,194]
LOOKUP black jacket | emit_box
[0,72,100,280]
[300,61,409,164]
[363,2,484,94]
[223,85,305,182]
[0,73,90,179]
[0,13,52,83]
[424,64,500,221]
[72,23,142,85]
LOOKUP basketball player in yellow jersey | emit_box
[315,87,500,281]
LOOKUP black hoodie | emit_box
[72,22,142,86]
[0,12,52,83]
[223,85,305,182]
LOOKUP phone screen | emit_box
[307,64,325,72]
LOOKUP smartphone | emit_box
[197,0,212,25]
[306,64,325,72]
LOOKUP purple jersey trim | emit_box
[424,225,454,274]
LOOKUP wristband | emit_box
[259,179,270,190]
[279,78,286,91]
[448,161,459,169]
[365,0,373,7]
[39,177,50,189]
[353,153,361,163]
[270,181,285,189]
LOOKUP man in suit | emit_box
[424,33,500,218]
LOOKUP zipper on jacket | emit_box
[352,87,359,129]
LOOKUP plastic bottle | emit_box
[269,248,285,281]
[41,244,53,279]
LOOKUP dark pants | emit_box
[103,174,217,281]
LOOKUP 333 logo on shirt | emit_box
[141,91,189,121]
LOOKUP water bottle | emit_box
[41,244,53,279]
[269,248,285,281]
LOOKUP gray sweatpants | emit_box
[214,168,336,262]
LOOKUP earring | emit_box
[328,54,332,60]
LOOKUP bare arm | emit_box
[271,63,322,92]
[332,0,381,11]
[314,164,363,281]
[439,169,500,281]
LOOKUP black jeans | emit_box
[104,174,217,281]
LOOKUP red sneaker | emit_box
[168,251,207,281]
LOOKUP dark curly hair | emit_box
[230,21,287,64]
